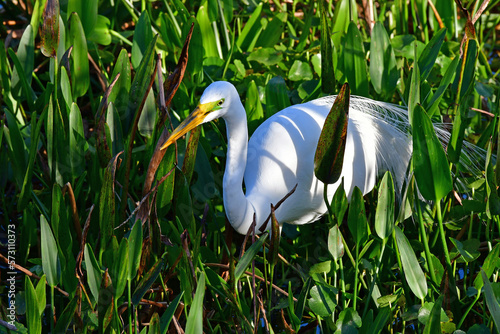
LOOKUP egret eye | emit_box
[217,99,225,107]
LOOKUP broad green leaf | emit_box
[422,296,444,334]
[85,243,102,302]
[185,273,206,334]
[87,15,111,45]
[408,43,420,124]
[245,80,264,135]
[418,28,446,81]
[34,275,46,315]
[138,89,156,138]
[124,35,158,133]
[197,4,220,59]
[481,270,500,333]
[314,83,349,184]
[348,187,368,245]
[295,278,313,324]
[367,307,391,333]
[426,56,459,116]
[40,215,60,287]
[344,21,368,96]
[319,0,335,93]
[450,238,480,263]
[127,221,142,281]
[236,3,263,51]
[149,313,160,333]
[69,103,87,178]
[289,60,313,81]
[160,292,184,334]
[332,178,348,224]
[25,277,41,334]
[40,0,59,58]
[370,22,398,96]
[328,224,344,260]
[432,0,455,39]
[412,104,452,201]
[132,256,165,306]
[418,299,448,325]
[131,11,154,69]
[394,226,427,300]
[247,48,283,66]
[60,66,72,109]
[265,76,290,118]
[256,12,287,48]
[4,108,27,187]
[67,0,97,36]
[335,308,362,332]
[331,0,355,50]
[474,243,500,290]
[235,232,268,281]
[455,38,478,99]
[99,152,120,254]
[308,283,338,317]
[12,25,34,97]
[111,238,129,298]
[69,12,89,98]
[375,172,395,240]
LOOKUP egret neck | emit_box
[221,98,256,234]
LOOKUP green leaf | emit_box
[408,43,420,124]
[235,232,268,281]
[370,22,398,96]
[25,277,42,334]
[40,0,59,58]
[160,292,184,334]
[138,89,156,138]
[111,238,129,298]
[185,273,206,334]
[132,256,165,306]
[245,80,264,135]
[422,296,444,334]
[308,283,338,317]
[368,307,391,333]
[196,4,220,59]
[319,0,335,93]
[332,178,348,224]
[474,243,500,290]
[418,299,448,325]
[87,15,112,45]
[99,152,121,253]
[344,21,368,96]
[394,226,427,300]
[236,3,263,51]
[69,12,90,98]
[67,0,97,35]
[69,103,87,178]
[256,12,287,48]
[331,0,354,50]
[314,83,350,184]
[412,104,452,202]
[7,48,35,111]
[247,48,283,66]
[328,224,344,260]
[481,270,500,333]
[426,56,459,116]
[60,66,73,109]
[375,172,395,240]
[348,187,368,245]
[335,308,362,332]
[265,76,290,118]
[40,215,60,287]
[12,25,34,97]
[84,243,102,302]
[54,293,78,333]
[132,11,154,69]
[288,60,313,81]
[418,28,446,81]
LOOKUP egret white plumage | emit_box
[160,81,414,234]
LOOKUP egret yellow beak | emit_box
[160,101,220,150]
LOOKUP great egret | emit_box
[160,81,423,234]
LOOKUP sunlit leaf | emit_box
[185,273,206,334]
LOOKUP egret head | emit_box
[161,81,236,150]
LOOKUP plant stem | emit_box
[417,200,438,285]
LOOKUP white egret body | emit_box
[162,81,412,234]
